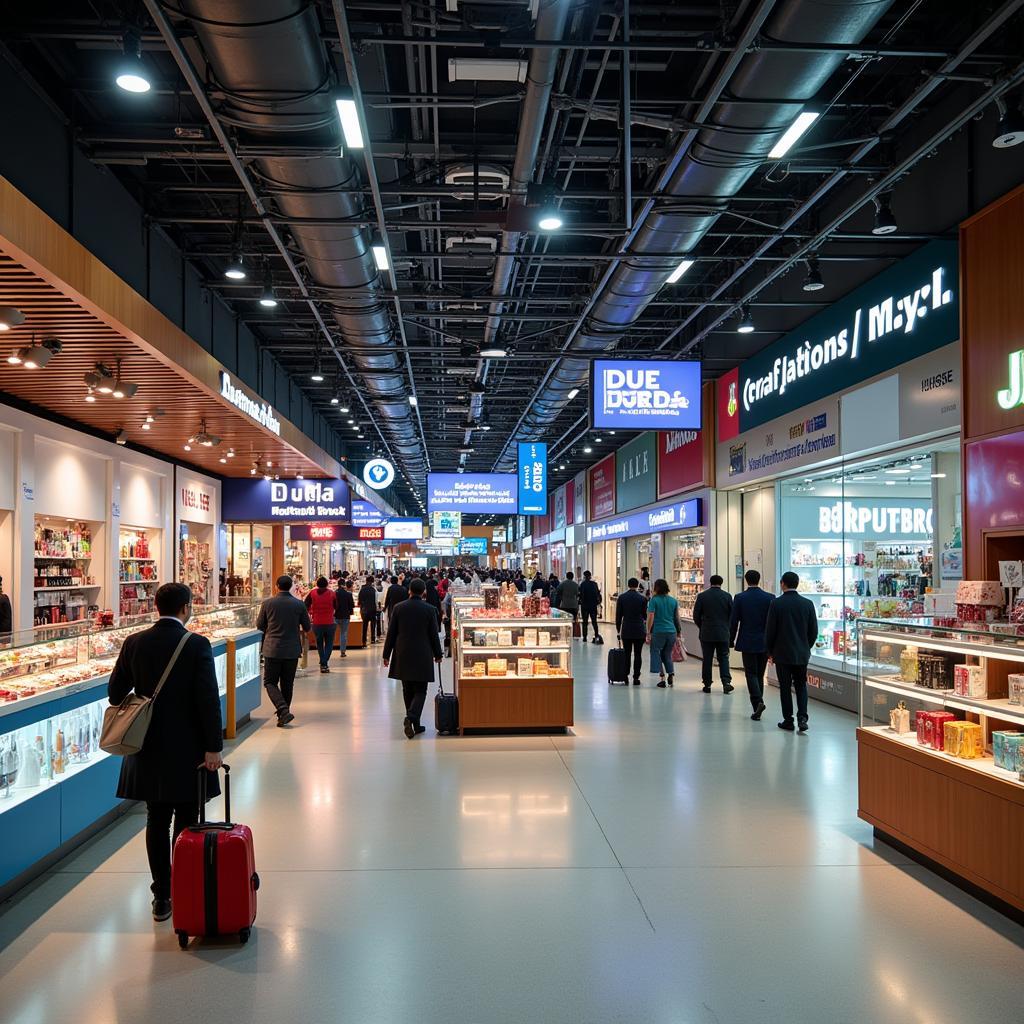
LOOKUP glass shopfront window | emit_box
[778,440,961,674]
[224,524,273,600]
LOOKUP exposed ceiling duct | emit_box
[495,0,896,468]
[167,0,424,476]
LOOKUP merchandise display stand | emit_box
[451,591,574,733]
[118,526,161,617]
[670,528,705,656]
[33,518,102,627]
[857,618,1024,918]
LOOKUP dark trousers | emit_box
[742,651,769,709]
[312,624,335,668]
[623,637,644,681]
[361,613,378,645]
[264,656,298,716]
[776,662,809,724]
[581,608,601,640]
[146,801,198,900]
[701,640,732,687]
[402,680,428,727]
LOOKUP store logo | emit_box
[818,502,933,535]
[310,525,338,540]
[602,367,692,416]
[358,527,384,541]
[665,429,699,453]
[271,481,336,504]
[363,458,395,491]
[219,372,281,435]
[996,349,1024,410]
[181,486,211,512]
[621,449,650,483]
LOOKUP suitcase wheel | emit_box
[177,931,189,950]
[252,872,260,892]
[240,927,251,944]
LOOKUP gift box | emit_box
[517,657,533,678]
[955,580,1005,606]
[532,658,548,676]
[523,628,537,647]
[943,720,983,759]
[1010,598,1024,624]
[1009,674,1024,705]
[917,653,958,690]
[473,630,487,647]
[498,629,513,647]
[538,631,551,647]
[919,710,956,749]
[957,603,1000,623]
[899,647,919,683]
[889,701,911,734]
[992,731,1024,770]
[486,657,508,676]
[953,664,986,698]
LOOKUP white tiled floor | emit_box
[2,639,1023,1023]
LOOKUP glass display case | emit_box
[858,618,1024,785]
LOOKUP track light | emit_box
[84,388,96,403]
[872,194,898,235]
[21,338,62,369]
[115,428,128,446]
[0,306,25,331]
[802,258,824,292]
[666,258,695,284]
[115,28,151,94]
[335,94,364,149]
[259,268,278,307]
[993,97,1024,149]
[224,254,246,280]
[737,305,755,334]
[768,111,819,159]
[7,350,23,365]
[111,359,137,398]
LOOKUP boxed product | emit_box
[917,653,958,690]
[532,658,548,676]
[471,661,486,676]
[473,630,487,647]
[953,664,986,698]
[888,701,912,734]
[498,629,513,647]
[992,730,1024,770]
[943,720,984,759]
[517,657,533,677]
[485,630,499,647]
[486,657,508,676]
[523,628,537,647]
[538,631,551,647]
[1009,674,1024,705]
[918,710,956,749]
[483,587,500,610]
[1010,597,1024,624]
[899,647,919,683]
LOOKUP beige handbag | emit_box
[100,631,192,756]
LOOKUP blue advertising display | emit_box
[590,359,702,430]
[222,478,352,523]
[517,442,547,515]
[427,473,518,514]
[585,497,702,543]
[351,499,385,527]
[459,537,489,555]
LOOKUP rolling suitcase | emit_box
[435,676,459,735]
[607,645,630,685]
[172,764,259,948]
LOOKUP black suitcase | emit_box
[435,678,459,734]
[607,646,630,685]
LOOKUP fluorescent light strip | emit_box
[768,111,820,160]
[372,244,389,271]
[335,98,364,149]
[666,258,695,284]
[860,631,1024,665]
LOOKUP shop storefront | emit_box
[176,470,220,609]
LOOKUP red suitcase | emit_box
[172,764,259,948]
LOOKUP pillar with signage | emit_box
[176,470,220,608]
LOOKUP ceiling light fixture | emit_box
[992,96,1024,149]
[583,446,593,454]
[0,306,25,332]
[115,28,151,94]
[872,193,898,235]
[408,395,418,406]
[931,472,947,479]
[224,254,246,281]
[802,257,824,292]
[335,94,364,149]
[372,238,389,271]
[259,267,278,307]
[6,350,23,365]
[84,388,96,403]
[115,428,128,446]
[737,305,755,334]
[21,338,62,369]
[310,352,324,383]
[537,212,563,232]
[768,111,820,159]
[567,388,580,400]
[666,258,695,284]
[479,346,507,359]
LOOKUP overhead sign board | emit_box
[223,478,351,523]
[351,499,385,528]
[289,524,380,541]
[363,458,395,491]
[219,372,281,436]
[427,473,517,514]
[517,442,547,515]
[459,537,489,555]
[586,498,703,543]
[383,518,423,541]
[591,359,702,430]
[431,510,462,538]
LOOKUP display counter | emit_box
[452,591,573,733]
[857,618,1024,918]
[0,605,261,895]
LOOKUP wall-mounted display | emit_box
[118,527,160,617]
[591,359,701,430]
[33,517,101,627]
[427,473,517,514]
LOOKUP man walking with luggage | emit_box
[730,569,775,720]
[765,571,818,733]
[579,570,603,643]
[693,575,735,694]
[383,577,443,738]
[615,577,648,684]
[257,575,311,727]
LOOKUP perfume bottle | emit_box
[53,728,65,775]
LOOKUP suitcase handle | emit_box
[196,762,231,828]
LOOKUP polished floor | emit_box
[2,638,1023,1023]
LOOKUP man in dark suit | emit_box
[579,570,603,643]
[358,575,379,645]
[730,569,775,721]
[383,575,408,627]
[615,577,648,685]
[257,575,311,726]
[107,582,223,923]
[383,577,444,738]
[693,575,735,694]
[765,571,819,733]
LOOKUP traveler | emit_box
[549,574,561,608]
[765,571,818,733]
[615,577,647,685]
[556,572,580,631]
[0,575,11,637]
[358,575,379,645]
[304,576,337,674]
[579,570,603,643]
[382,577,444,739]
[693,575,735,694]
[107,582,223,921]
[646,578,682,688]
[383,575,408,626]
[374,577,385,637]
[730,569,775,720]
[441,586,453,656]
[530,572,547,596]
[640,566,651,597]
[334,578,354,658]
[514,571,527,593]
[257,574,311,727]
[424,577,443,630]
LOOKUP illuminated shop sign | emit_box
[586,498,702,543]
[459,537,489,555]
[219,372,281,435]
[719,241,959,436]
[996,349,1024,410]
[518,442,547,515]
[818,502,934,536]
[363,458,395,491]
[222,478,352,523]
[431,510,461,538]
[352,499,385,527]
[358,527,384,541]
[383,518,423,540]
[427,473,518,514]
[591,359,702,430]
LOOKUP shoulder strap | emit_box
[151,629,193,702]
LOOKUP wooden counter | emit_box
[456,675,574,732]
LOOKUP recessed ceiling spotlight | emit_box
[0,306,25,332]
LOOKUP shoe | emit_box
[751,701,766,721]
[152,898,172,922]
[277,711,295,727]
[657,680,666,688]
[667,675,674,687]
[723,684,735,694]
[798,718,809,733]
[632,679,641,686]
[403,717,415,739]
[778,721,795,731]
[702,686,712,693]
[339,652,347,658]
[320,665,328,674]
[415,725,426,734]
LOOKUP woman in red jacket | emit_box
[305,576,338,673]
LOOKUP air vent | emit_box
[444,165,510,202]
[444,235,499,269]
[448,58,528,84]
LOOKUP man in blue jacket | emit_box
[729,569,775,721]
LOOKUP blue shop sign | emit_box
[222,478,352,523]
[586,498,703,543]
[518,442,548,515]
[459,537,489,555]
[591,358,702,430]
[428,473,518,514]
[352,499,385,527]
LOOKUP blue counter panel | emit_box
[59,756,123,844]
[236,675,262,720]
[0,788,61,888]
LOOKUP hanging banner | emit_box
[574,471,587,524]
[553,482,567,530]
[428,473,517,514]
[591,359,702,430]
[517,442,548,515]
[588,454,616,521]
[615,433,657,512]
[657,429,705,499]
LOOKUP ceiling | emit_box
[2,1,1024,516]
